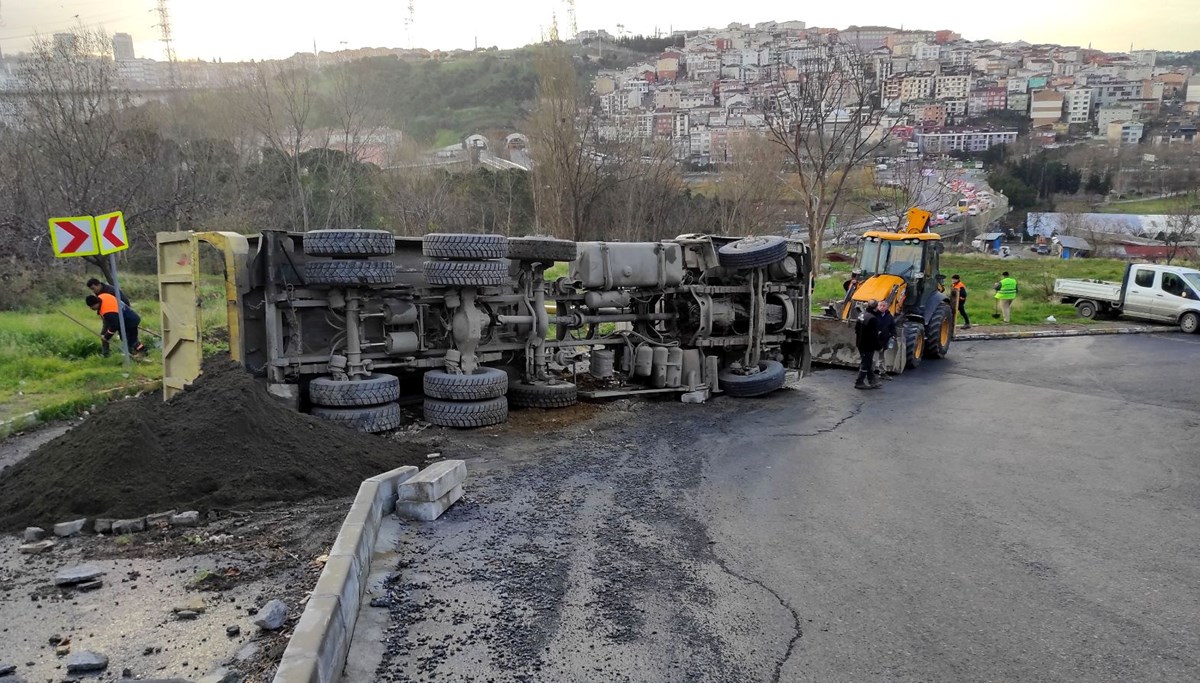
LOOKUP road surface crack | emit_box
[708,553,802,683]
[772,401,864,437]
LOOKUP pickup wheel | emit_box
[1076,300,1098,319]
[1180,311,1199,334]
[904,322,924,370]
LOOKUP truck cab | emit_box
[1123,265,1200,331]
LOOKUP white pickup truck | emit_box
[1054,263,1200,333]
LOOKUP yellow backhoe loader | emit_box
[811,207,957,374]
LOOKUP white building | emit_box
[1106,121,1144,144]
[936,74,971,100]
[915,129,1019,153]
[1063,87,1093,124]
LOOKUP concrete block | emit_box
[344,481,381,530]
[681,389,709,404]
[271,654,319,683]
[172,511,201,527]
[23,526,46,541]
[267,383,301,411]
[310,554,362,637]
[397,460,466,503]
[366,465,419,509]
[395,484,463,521]
[146,510,177,526]
[329,524,371,578]
[93,519,114,534]
[278,596,344,683]
[53,518,87,537]
[112,517,146,534]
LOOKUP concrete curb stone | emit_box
[955,325,1179,342]
[271,464,418,683]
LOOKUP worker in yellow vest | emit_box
[992,271,1018,323]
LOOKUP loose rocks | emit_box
[252,599,288,630]
[54,564,106,586]
[17,540,54,554]
[112,518,146,535]
[65,651,108,673]
[171,511,201,527]
[52,518,86,537]
[22,527,45,542]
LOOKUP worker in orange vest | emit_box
[950,274,971,329]
[85,292,146,357]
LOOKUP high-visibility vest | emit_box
[952,281,967,300]
[995,277,1018,300]
[97,292,119,316]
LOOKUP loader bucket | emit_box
[810,315,862,369]
[810,314,908,374]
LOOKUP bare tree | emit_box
[1164,192,1199,265]
[714,133,787,235]
[866,160,954,229]
[764,43,890,264]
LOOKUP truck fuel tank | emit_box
[571,242,684,289]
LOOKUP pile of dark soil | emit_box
[0,361,424,530]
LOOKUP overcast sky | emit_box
[0,0,1195,61]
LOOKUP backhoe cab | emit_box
[812,207,957,373]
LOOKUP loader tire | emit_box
[423,367,509,401]
[423,259,511,287]
[904,322,924,370]
[717,235,788,270]
[303,229,395,257]
[422,233,508,260]
[423,397,508,428]
[309,373,400,407]
[506,236,578,263]
[304,259,395,287]
[718,360,786,397]
[311,403,402,433]
[924,303,952,359]
[507,380,578,409]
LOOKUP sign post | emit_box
[48,211,134,368]
[96,211,132,368]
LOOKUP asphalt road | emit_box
[357,333,1200,682]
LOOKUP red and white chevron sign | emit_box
[96,211,129,255]
[48,216,99,258]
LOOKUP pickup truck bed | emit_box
[1054,278,1123,304]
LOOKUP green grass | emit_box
[813,253,1130,327]
[1096,196,1198,214]
[0,273,228,434]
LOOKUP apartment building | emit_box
[915,129,1019,153]
[1063,87,1093,124]
[935,73,971,100]
[968,87,1008,117]
[1106,121,1144,144]
[1030,89,1065,127]
[900,72,935,102]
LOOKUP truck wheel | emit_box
[507,236,578,263]
[718,360,786,397]
[423,397,508,428]
[508,380,578,409]
[304,260,396,287]
[423,367,509,401]
[1181,311,1199,334]
[302,229,395,257]
[924,303,952,359]
[311,403,402,433]
[309,373,400,407]
[904,322,924,369]
[1076,300,1098,319]
[423,259,511,287]
[422,233,508,260]
[717,235,788,270]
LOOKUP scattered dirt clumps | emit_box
[0,360,424,530]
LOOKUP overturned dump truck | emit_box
[157,230,812,431]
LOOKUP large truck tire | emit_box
[422,233,508,260]
[904,322,925,369]
[718,360,786,397]
[423,367,509,401]
[311,403,402,433]
[507,236,578,263]
[924,303,952,359]
[423,259,510,287]
[717,236,788,270]
[304,260,396,287]
[507,380,578,409]
[423,397,508,428]
[309,373,401,407]
[303,230,395,257]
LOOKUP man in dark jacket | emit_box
[854,299,886,390]
[86,277,131,307]
[874,299,896,381]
